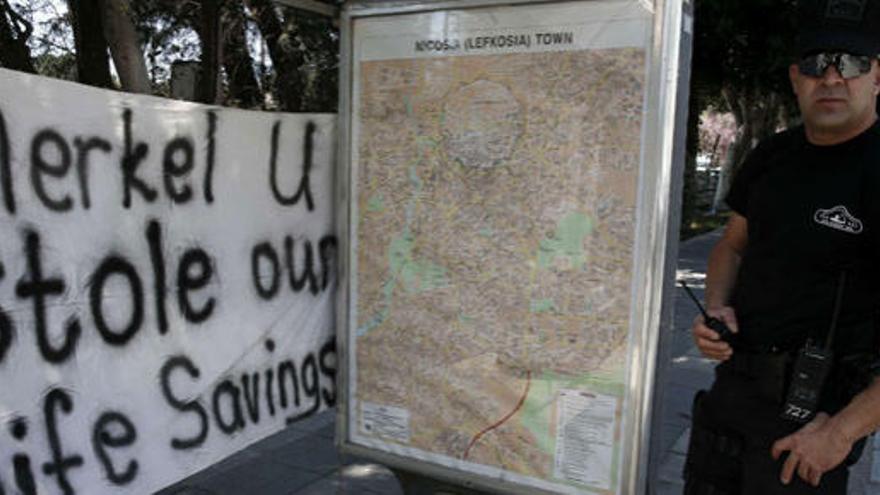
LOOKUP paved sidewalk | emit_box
[159,230,880,495]
[156,410,404,495]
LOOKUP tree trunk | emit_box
[221,0,261,107]
[97,0,151,94]
[0,0,36,73]
[198,0,222,104]
[246,0,305,111]
[67,0,113,88]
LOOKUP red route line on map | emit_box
[462,370,532,461]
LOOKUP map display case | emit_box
[336,1,688,493]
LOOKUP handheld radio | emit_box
[680,281,736,343]
[779,271,846,423]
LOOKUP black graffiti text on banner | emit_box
[0,99,336,495]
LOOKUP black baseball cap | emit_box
[798,0,880,56]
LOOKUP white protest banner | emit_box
[0,68,337,494]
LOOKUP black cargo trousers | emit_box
[682,353,861,495]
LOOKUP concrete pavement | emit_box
[156,411,403,495]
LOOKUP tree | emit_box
[296,11,338,112]
[198,0,222,103]
[129,0,201,95]
[98,0,151,93]
[683,0,800,228]
[0,0,37,73]
[67,0,113,88]
[221,0,262,107]
[0,0,339,112]
[246,0,307,111]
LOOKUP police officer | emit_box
[685,0,880,493]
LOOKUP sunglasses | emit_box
[798,52,875,79]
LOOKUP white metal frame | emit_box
[334,1,687,492]
[273,0,339,17]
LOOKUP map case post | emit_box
[335,1,688,493]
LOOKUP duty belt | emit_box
[727,351,792,378]
[724,351,794,403]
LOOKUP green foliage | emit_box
[295,13,338,111]
[2,0,339,112]
[3,0,74,76]
[693,0,798,102]
[33,51,76,80]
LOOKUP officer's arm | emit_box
[828,378,880,445]
[691,213,747,360]
[772,379,880,486]
[705,213,747,309]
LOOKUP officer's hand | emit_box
[691,306,737,361]
[771,413,852,487]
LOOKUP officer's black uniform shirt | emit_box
[725,121,880,356]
